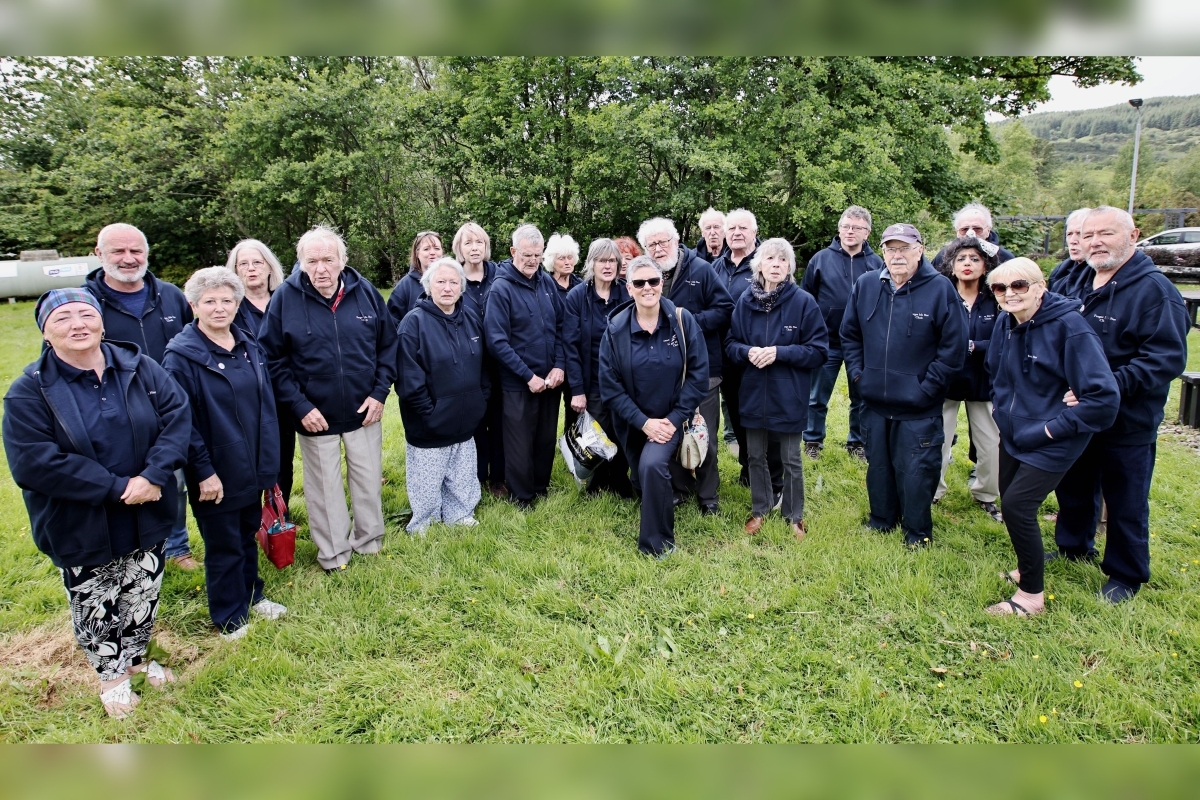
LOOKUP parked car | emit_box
[1137,227,1200,278]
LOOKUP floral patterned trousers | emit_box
[60,542,165,681]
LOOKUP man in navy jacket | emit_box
[692,207,729,264]
[800,205,884,462]
[484,224,566,508]
[1047,207,1093,302]
[841,223,968,547]
[1053,206,1190,603]
[260,225,397,571]
[85,223,198,570]
[639,216,734,514]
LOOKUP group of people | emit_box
[2,196,1189,720]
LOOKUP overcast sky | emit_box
[1026,56,1200,116]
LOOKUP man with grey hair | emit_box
[485,224,566,508]
[84,223,198,569]
[638,216,733,514]
[693,207,728,264]
[1051,206,1189,603]
[932,203,1015,269]
[260,225,397,572]
[801,205,884,462]
[1046,207,1093,302]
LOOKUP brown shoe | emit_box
[791,521,807,542]
[744,516,764,535]
[488,483,508,499]
[169,554,202,571]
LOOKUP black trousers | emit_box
[998,443,1066,595]
[276,401,297,510]
[502,389,560,504]
[1054,436,1156,589]
[196,502,265,633]
[722,366,782,492]
[670,380,725,505]
[862,409,943,544]
[625,427,684,556]
[586,392,635,498]
[474,376,506,488]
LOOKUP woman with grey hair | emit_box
[396,257,488,532]
[226,238,286,338]
[164,267,285,639]
[725,238,828,540]
[563,238,634,496]
[544,233,582,296]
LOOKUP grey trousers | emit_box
[297,422,386,569]
[748,428,805,522]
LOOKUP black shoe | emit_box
[978,500,1003,522]
[846,443,867,463]
[1045,549,1098,564]
[905,534,932,549]
[673,492,688,508]
[1098,579,1137,604]
[804,442,823,461]
[511,497,534,511]
[737,469,751,487]
[699,503,720,517]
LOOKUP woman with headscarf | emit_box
[3,288,190,718]
[934,236,1003,521]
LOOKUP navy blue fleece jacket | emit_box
[799,237,884,348]
[484,260,566,392]
[85,268,192,363]
[665,246,734,378]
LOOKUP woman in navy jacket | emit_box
[453,222,506,497]
[164,268,285,640]
[3,288,190,718]
[599,256,708,557]
[725,238,828,540]
[387,230,444,328]
[934,236,1003,520]
[563,238,633,496]
[397,258,489,533]
[984,258,1119,617]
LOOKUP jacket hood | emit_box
[285,263,363,298]
[883,257,939,290]
[742,280,798,311]
[415,295,462,324]
[27,339,141,384]
[1106,249,1160,287]
[495,259,541,290]
[163,321,254,367]
[1024,290,1079,326]
[85,268,165,307]
[828,236,878,259]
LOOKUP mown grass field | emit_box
[1,297,1199,742]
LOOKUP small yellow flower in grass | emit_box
[937,682,944,688]
[1052,708,1058,715]
[1193,560,1199,565]
[1047,594,1055,601]
[1073,680,1083,688]
[194,585,201,591]
[339,564,346,571]
[287,581,293,587]
[1172,652,1179,658]
[1033,654,1040,660]
[1039,715,1048,724]
[747,613,755,620]
[468,598,476,604]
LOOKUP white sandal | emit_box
[99,678,139,719]
[143,660,176,686]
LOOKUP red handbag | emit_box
[256,485,296,569]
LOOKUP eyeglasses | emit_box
[839,224,869,233]
[644,238,674,252]
[630,277,662,289]
[882,245,917,255]
[237,259,267,269]
[991,279,1039,295]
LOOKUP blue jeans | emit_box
[163,468,191,559]
[804,346,865,446]
[1054,437,1155,590]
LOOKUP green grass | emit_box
[1,298,1199,742]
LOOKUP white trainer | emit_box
[252,599,288,620]
[221,624,250,641]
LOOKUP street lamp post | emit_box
[1128,98,1144,216]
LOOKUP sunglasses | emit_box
[630,277,662,289]
[991,279,1037,295]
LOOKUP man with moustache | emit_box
[84,223,198,570]
[1051,206,1189,603]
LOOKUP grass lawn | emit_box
[1,297,1198,742]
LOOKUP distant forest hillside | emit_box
[1006,95,1200,164]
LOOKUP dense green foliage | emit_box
[0,57,1137,285]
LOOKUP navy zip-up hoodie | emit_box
[665,246,734,379]
[932,231,1014,269]
[724,282,829,433]
[1047,258,1093,302]
[85,268,193,363]
[259,266,398,437]
[484,260,566,392]
[163,323,280,516]
[462,260,498,321]
[563,277,631,396]
[800,236,884,348]
[396,297,489,449]
[945,291,999,402]
[841,259,968,419]
[3,341,190,568]
[1077,249,1190,445]
[693,237,730,264]
[598,298,709,445]
[386,269,425,330]
[233,296,268,340]
[713,246,758,308]
[988,292,1120,472]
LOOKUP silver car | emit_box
[1137,227,1200,277]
